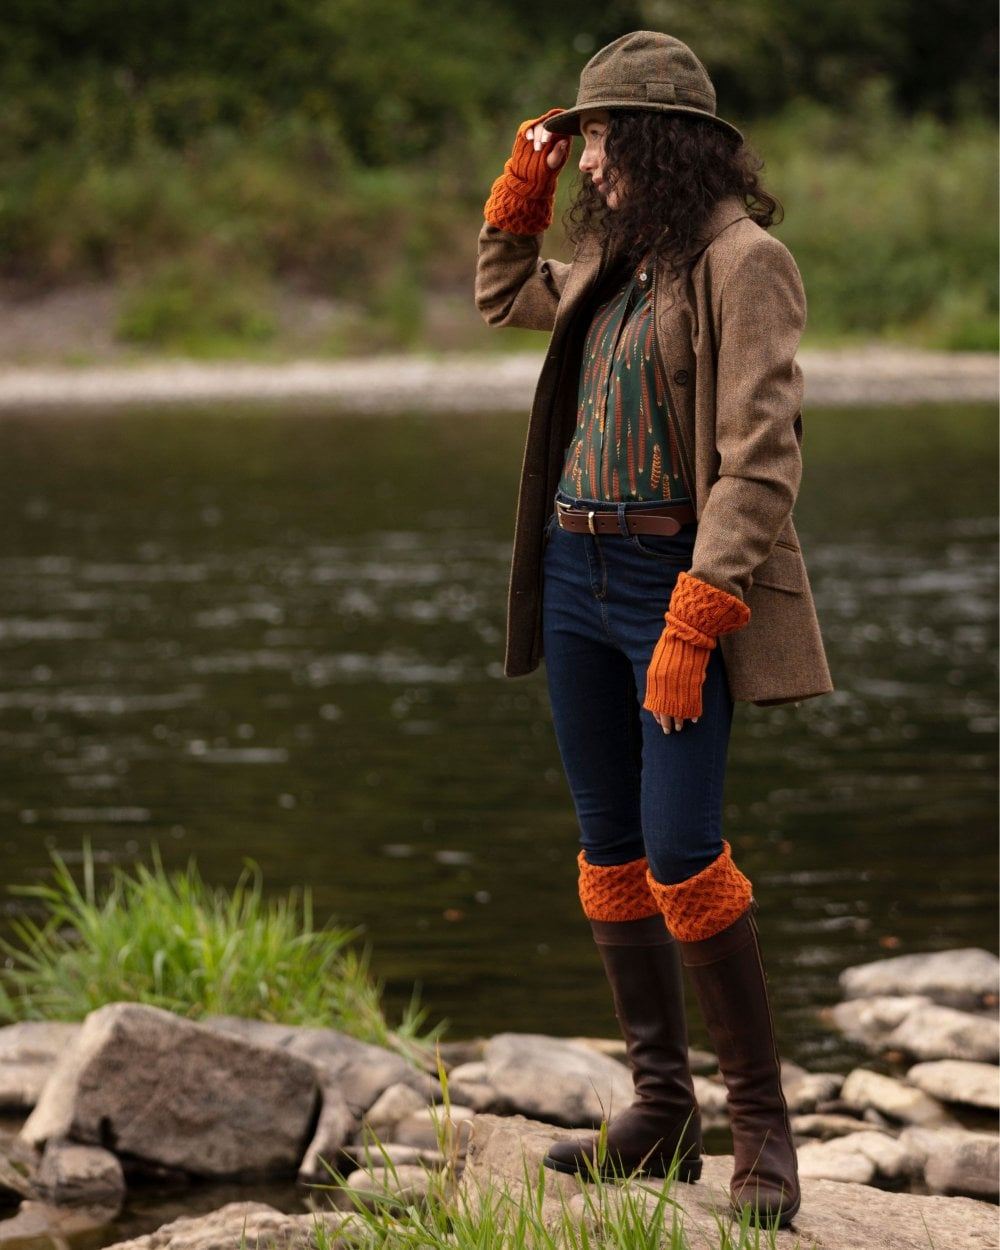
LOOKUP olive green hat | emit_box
[543,30,743,145]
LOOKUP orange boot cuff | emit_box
[645,840,753,941]
[577,850,661,922]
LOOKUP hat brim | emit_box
[543,102,743,145]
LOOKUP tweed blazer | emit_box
[474,193,834,707]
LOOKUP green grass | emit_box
[0,844,442,1064]
[301,1058,801,1250]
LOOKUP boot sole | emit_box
[542,1152,703,1184]
[731,1190,801,1229]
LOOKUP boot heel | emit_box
[676,1156,702,1183]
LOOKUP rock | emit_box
[362,1082,428,1142]
[840,949,1000,1011]
[791,1113,875,1140]
[435,1038,485,1067]
[796,1140,877,1185]
[796,1131,915,1185]
[827,996,933,1049]
[784,1071,845,1114]
[0,1023,81,1111]
[906,1060,1000,1111]
[0,1199,121,1248]
[205,1015,437,1115]
[901,1126,1000,1202]
[447,1061,488,1085]
[21,1003,319,1178]
[886,1004,1000,1063]
[840,1068,955,1127]
[445,1064,500,1111]
[0,1134,38,1204]
[446,1080,497,1112]
[339,1164,432,1213]
[484,1033,633,1128]
[36,1141,125,1205]
[297,1085,356,1184]
[102,1201,355,1250]
[461,1112,999,1249]
[393,1106,475,1155]
[341,1142,446,1171]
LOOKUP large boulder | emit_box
[20,1004,319,1178]
[461,1113,999,1249]
[483,1033,632,1127]
[839,949,999,1011]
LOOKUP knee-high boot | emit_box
[543,852,702,1181]
[647,842,801,1227]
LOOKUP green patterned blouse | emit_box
[558,260,690,503]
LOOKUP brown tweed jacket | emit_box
[474,193,834,707]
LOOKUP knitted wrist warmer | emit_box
[643,570,751,719]
[483,107,569,236]
[645,840,753,941]
[577,850,661,922]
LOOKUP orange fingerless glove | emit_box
[483,108,571,236]
[643,570,751,719]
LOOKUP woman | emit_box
[475,31,833,1229]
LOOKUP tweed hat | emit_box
[543,30,743,145]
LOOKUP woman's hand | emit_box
[652,713,699,734]
[524,122,571,172]
[483,108,572,235]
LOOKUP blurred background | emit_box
[0,0,997,1078]
[0,0,997,358]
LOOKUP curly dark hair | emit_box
[565,110,782,278]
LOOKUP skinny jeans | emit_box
[541,488,734,885]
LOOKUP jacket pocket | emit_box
[750,542,805,594]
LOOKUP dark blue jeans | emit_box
[541,488,734,885]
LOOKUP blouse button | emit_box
[673,368,689,385]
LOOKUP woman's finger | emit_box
[546,139,569,169]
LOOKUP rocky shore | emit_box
[0,945,997,1250]
[0,346,995,412]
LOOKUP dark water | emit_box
[0,403,996,1087]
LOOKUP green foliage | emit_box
[0,844,442,1064]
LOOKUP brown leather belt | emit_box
[555,499,696,537]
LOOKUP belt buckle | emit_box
[587,509,597,536]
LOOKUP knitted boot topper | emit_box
[577,850,661,922]
[646,840,753,941]
[644,570,751,720]
[483,108,570,236]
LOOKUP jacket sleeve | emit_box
[475,221,572,331]
[686,235,807,602]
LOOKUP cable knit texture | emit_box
[577,850,661,922]
[483,108,570,236]
[646,839,753,941]
[643,570,752,719]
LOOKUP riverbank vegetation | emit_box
[1,1,995,359]
[0,846,440,1061]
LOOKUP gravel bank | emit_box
[0,346,995,412]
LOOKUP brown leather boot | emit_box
[676,899,801,1227]
[543,914,703,1181]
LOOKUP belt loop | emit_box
[616,502,629,537]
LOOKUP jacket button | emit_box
[673,369,689,385]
